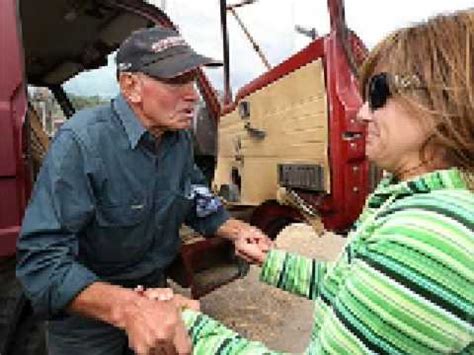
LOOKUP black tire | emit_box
[0,258,47,355]
[266,218,295,240]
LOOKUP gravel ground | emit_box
[193,224,347,353]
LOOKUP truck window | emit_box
[63,53,118,111]
[28,87,65,138]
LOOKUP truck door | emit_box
[0,0,29,260]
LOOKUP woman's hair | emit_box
[359,9,474,182]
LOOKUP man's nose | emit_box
[356,102,372,123]
[182,83,199,102]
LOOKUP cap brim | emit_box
[142,52,222,79]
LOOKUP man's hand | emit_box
[69,282,192,355]
[216,219,273,265]
[119,294,191,355]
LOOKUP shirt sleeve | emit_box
[184,163,230,236]
[260,249,332,300]
[332,204,474,353]
[182,309,283,354]
[16,129,100,319]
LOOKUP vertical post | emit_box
[327,0,345,32]
[219,0,232,105]
[327,0,360,76]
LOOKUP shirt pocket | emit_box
[87,199,154,266]
[96,202,147,226]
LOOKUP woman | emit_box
[156,9,474,354]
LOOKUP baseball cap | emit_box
[116,27,222,79]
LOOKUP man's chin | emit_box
[177,120,192,129]
[168,122,192,131]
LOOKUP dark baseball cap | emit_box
[116,27,222,79]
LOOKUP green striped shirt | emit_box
[183,168,474,354]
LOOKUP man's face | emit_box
[122,71,199,137]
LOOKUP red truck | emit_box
[0,0,370,353]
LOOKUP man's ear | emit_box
[118,73,142,104]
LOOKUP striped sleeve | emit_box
[260,249,331,300]
[182,309,283,355]
[321,196,474,354]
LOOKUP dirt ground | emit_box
[185,224,347,353]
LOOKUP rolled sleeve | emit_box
[16,130,99,318]
[52,262,99,316]
[187,206,230,236]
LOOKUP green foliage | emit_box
[69,94,108,111]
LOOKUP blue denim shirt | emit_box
[16,94,229,318]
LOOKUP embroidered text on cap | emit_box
[151,36,187,53]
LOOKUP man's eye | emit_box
[165,73,197,85]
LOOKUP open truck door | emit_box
[0,1,40,353]
[213,0,372,238]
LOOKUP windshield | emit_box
[63,53,119,102]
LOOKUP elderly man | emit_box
[16,27,270,355]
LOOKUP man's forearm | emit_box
[67,281,140,328]
[214,218,247,241]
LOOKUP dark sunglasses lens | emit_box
[368,73,390,110]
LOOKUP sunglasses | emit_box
[365,72,424,111]
[365,72,392,111]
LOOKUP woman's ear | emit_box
[118,73,142,104]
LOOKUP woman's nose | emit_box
[356,102,372,123]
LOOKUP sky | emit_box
[64,0,473,98]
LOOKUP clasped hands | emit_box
[122,286,198,355]
[230,220,274,266]
[124,220,272,354]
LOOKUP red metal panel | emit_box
[0,227,21,258]
[322,32,367,231]
[0,0,28,257]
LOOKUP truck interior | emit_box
[20,0,155,170]
[23,0,151,86]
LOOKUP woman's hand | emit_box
[234,237,269,266]
[136,286,200,312]
[215,219,273,265]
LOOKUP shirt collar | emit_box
[367,168,469,209]
[112,94,147,149]
[112,94,182,150]
[351,168,471,232]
